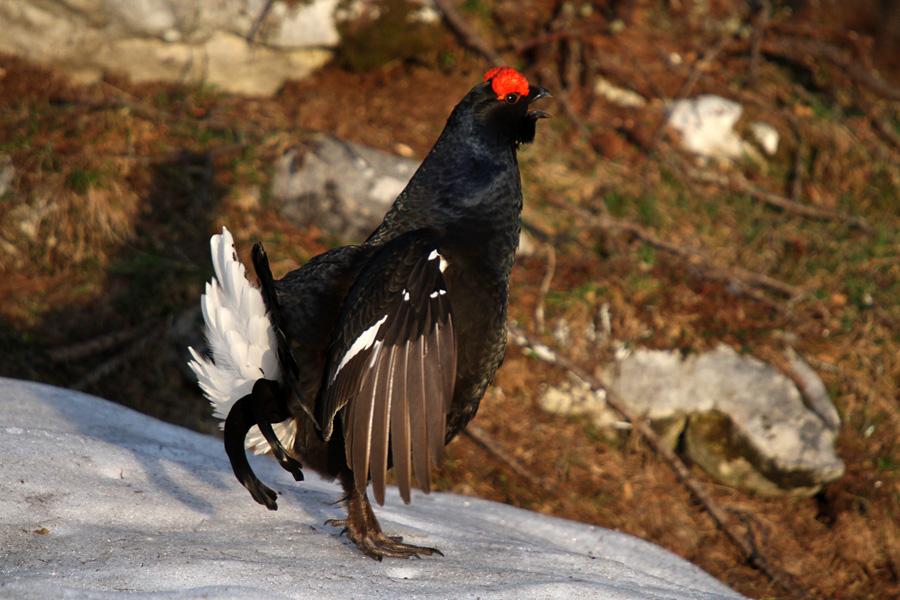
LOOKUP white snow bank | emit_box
[0,378,747,600]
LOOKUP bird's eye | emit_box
[504,92,520,104]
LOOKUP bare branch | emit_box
[463,423,558,493]
[534,244,556,334]
[760,37,900,102]
[689,169,871,231]
[432,0,503,65]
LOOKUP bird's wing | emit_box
[318,230,455,505]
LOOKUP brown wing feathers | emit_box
[321,231,455,505]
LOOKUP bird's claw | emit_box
[325,517,442,560]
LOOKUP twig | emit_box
[760,37,900,102]
[675,31,733,102]
[535,63,596,146]
[791,139,806,202]
[71,327,159,391]
[512,29,578,54]
[784,347,841,431]
[534,244,556,334]
[690,169,871,231]
[246,0,276,43]
[48,322,156,363]
[432,0,503,65]
[463,423,557,493]
[747,0,772,87]
[871,116,900,154]
[507,324,809,598]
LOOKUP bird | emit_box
[188,67,550,560]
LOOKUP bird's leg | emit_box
[326,471,443,560]
[224,394,279,510]
[250,378,304,481]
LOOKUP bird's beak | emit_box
[528,87,552,103]
[527,86,552,119]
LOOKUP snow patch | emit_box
[0,377,747,600]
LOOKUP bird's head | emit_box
[469,67,552,148]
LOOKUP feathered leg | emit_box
[250,378,304,481]
[224,394,280,510]
[326,470,442,560]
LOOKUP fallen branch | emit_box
[689,169,871,231]
[534,244,556,334]
[246,0,276,43]
[675,30,733,102]
[433,0,503,65]
[48,322,157,363]
[747,0,772,87]
[507,324,809,598]
[872,116,900,154]
[463,423,558,494]
[71,326,160,391]
[760,37,900,102]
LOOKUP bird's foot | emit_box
[326,517,442,560]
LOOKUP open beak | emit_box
[527,86,552,119]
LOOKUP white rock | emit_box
[268,0,341,48]
[273,137,421,241]
[594,76,647,108]
[0,0,339,94]
[0,377,747,599]
[540,344,844,496]
[749,121,780,156]
[666,95,745,160]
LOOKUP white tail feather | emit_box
[188,226,296,455]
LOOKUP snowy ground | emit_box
[0,378,747,599]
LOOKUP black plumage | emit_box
[216,68,550,559]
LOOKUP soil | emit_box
[2,1,899,598]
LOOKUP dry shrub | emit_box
[1,175,140,270]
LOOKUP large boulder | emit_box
[273,136,420,242]
[0,0,338,95]
[540,344,844,497]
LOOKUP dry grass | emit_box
[2,1,900,598]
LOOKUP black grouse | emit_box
[189,67,550,560]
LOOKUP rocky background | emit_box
[2,1,900,598]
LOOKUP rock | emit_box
[273,136,420,242]
[666,95,745,160]
[749,121,780,156]
[538,376,687,449]
[594,76,647,108]
[539,344,844,496]
[0,0,338,95]
[665,95,779,162]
